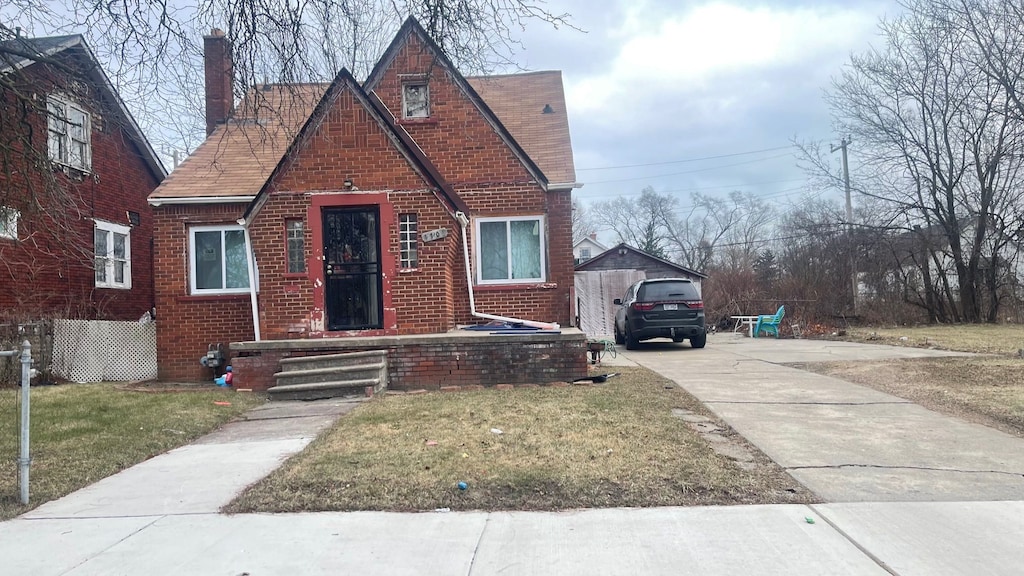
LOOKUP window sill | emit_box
[398,267,420,274]
[95,284,132,291]
[177,293,253,303]
[51,161,92,176]
[474,282,557,291]
[398,117,438,126]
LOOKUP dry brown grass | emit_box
[806,324,1024,437]
[843,324,1024,355]
[802,357,1024,437]
[226,367,815,513]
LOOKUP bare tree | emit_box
[2,1,573,163]
[820,0,1024,323]
[591,187,672,259]
[571,195,598,245]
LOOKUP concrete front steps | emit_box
[269,350,387,401]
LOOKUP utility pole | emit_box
[831,137,857,315]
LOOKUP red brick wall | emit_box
[0,56,160,321]
[152,202,254,381]
[230,333,588,391]
[154,33,577,382]
[368,33,574,328]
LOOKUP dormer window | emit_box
[47,95,92,171]
[402,83,429,118]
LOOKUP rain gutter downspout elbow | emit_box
[456,211,559,331]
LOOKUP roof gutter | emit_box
[148,196,256,207]
[548,182,583,190]
[456,211,559,330]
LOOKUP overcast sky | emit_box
[512,0,897,227]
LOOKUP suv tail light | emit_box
[684,300,704,309]
[631,302,656,311]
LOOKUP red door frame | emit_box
[309,192,397,336]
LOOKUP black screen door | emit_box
[323,207,383,330]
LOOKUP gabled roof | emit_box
[575,243,708,279]
[1,34,166,182]
[467,71,576,186]
[574,236,607,252]
[149,84,325,203]
[363,17,559,190]
[149,16,577,204]
[240,69,468,222]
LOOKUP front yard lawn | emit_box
[226,366,815,513]
[0,383,264,520]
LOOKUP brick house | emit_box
[0,35,166,321]
[148,19,586,390]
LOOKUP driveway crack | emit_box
[789,464,1024,477]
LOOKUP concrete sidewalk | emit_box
[22,398,361,519]
[2,336,1022,574]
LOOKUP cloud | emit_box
[568,2,878,115]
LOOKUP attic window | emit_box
[47,94,92,171]
[402,83,429,118]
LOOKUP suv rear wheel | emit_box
[614,324,625,345]
[690,333,707,349]
[625,325,640,350]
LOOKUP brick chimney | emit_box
[204,28,234,136]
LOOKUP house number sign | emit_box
[422,228,448,242]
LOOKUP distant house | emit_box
[0,34,166,321]
[148,18,584,388]
[574,233,607,265]
[574,243,707,337]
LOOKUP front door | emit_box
[323,207,383,331]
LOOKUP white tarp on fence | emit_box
[51,319,158,382]
[574,269,646,339]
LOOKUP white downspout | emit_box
[240,222,261,341]
[457,211,559,330]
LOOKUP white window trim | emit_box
[399,213,418,269]
[94,220,132,289]
[189,224,255,295]
[0,206,19,240]
[47,94,92,172]
[474,215,547,285]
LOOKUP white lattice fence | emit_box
[574,269,646,339]
[51,320,157,383]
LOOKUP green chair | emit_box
[753,306,785,338]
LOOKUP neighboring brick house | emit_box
[149,19,581,383]
[0,35,166,321]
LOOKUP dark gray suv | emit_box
[613,278,706,350]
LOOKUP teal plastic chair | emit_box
[753,306,785,338]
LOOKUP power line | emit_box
[575,178,808,200]
[576,145,796,171]
[583,152,796,185]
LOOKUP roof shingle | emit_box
[150,71,576,201]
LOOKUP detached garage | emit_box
[573,243,707,339]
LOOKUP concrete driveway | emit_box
[615,334,1024,502]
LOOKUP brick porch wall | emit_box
[230,330,588,391]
